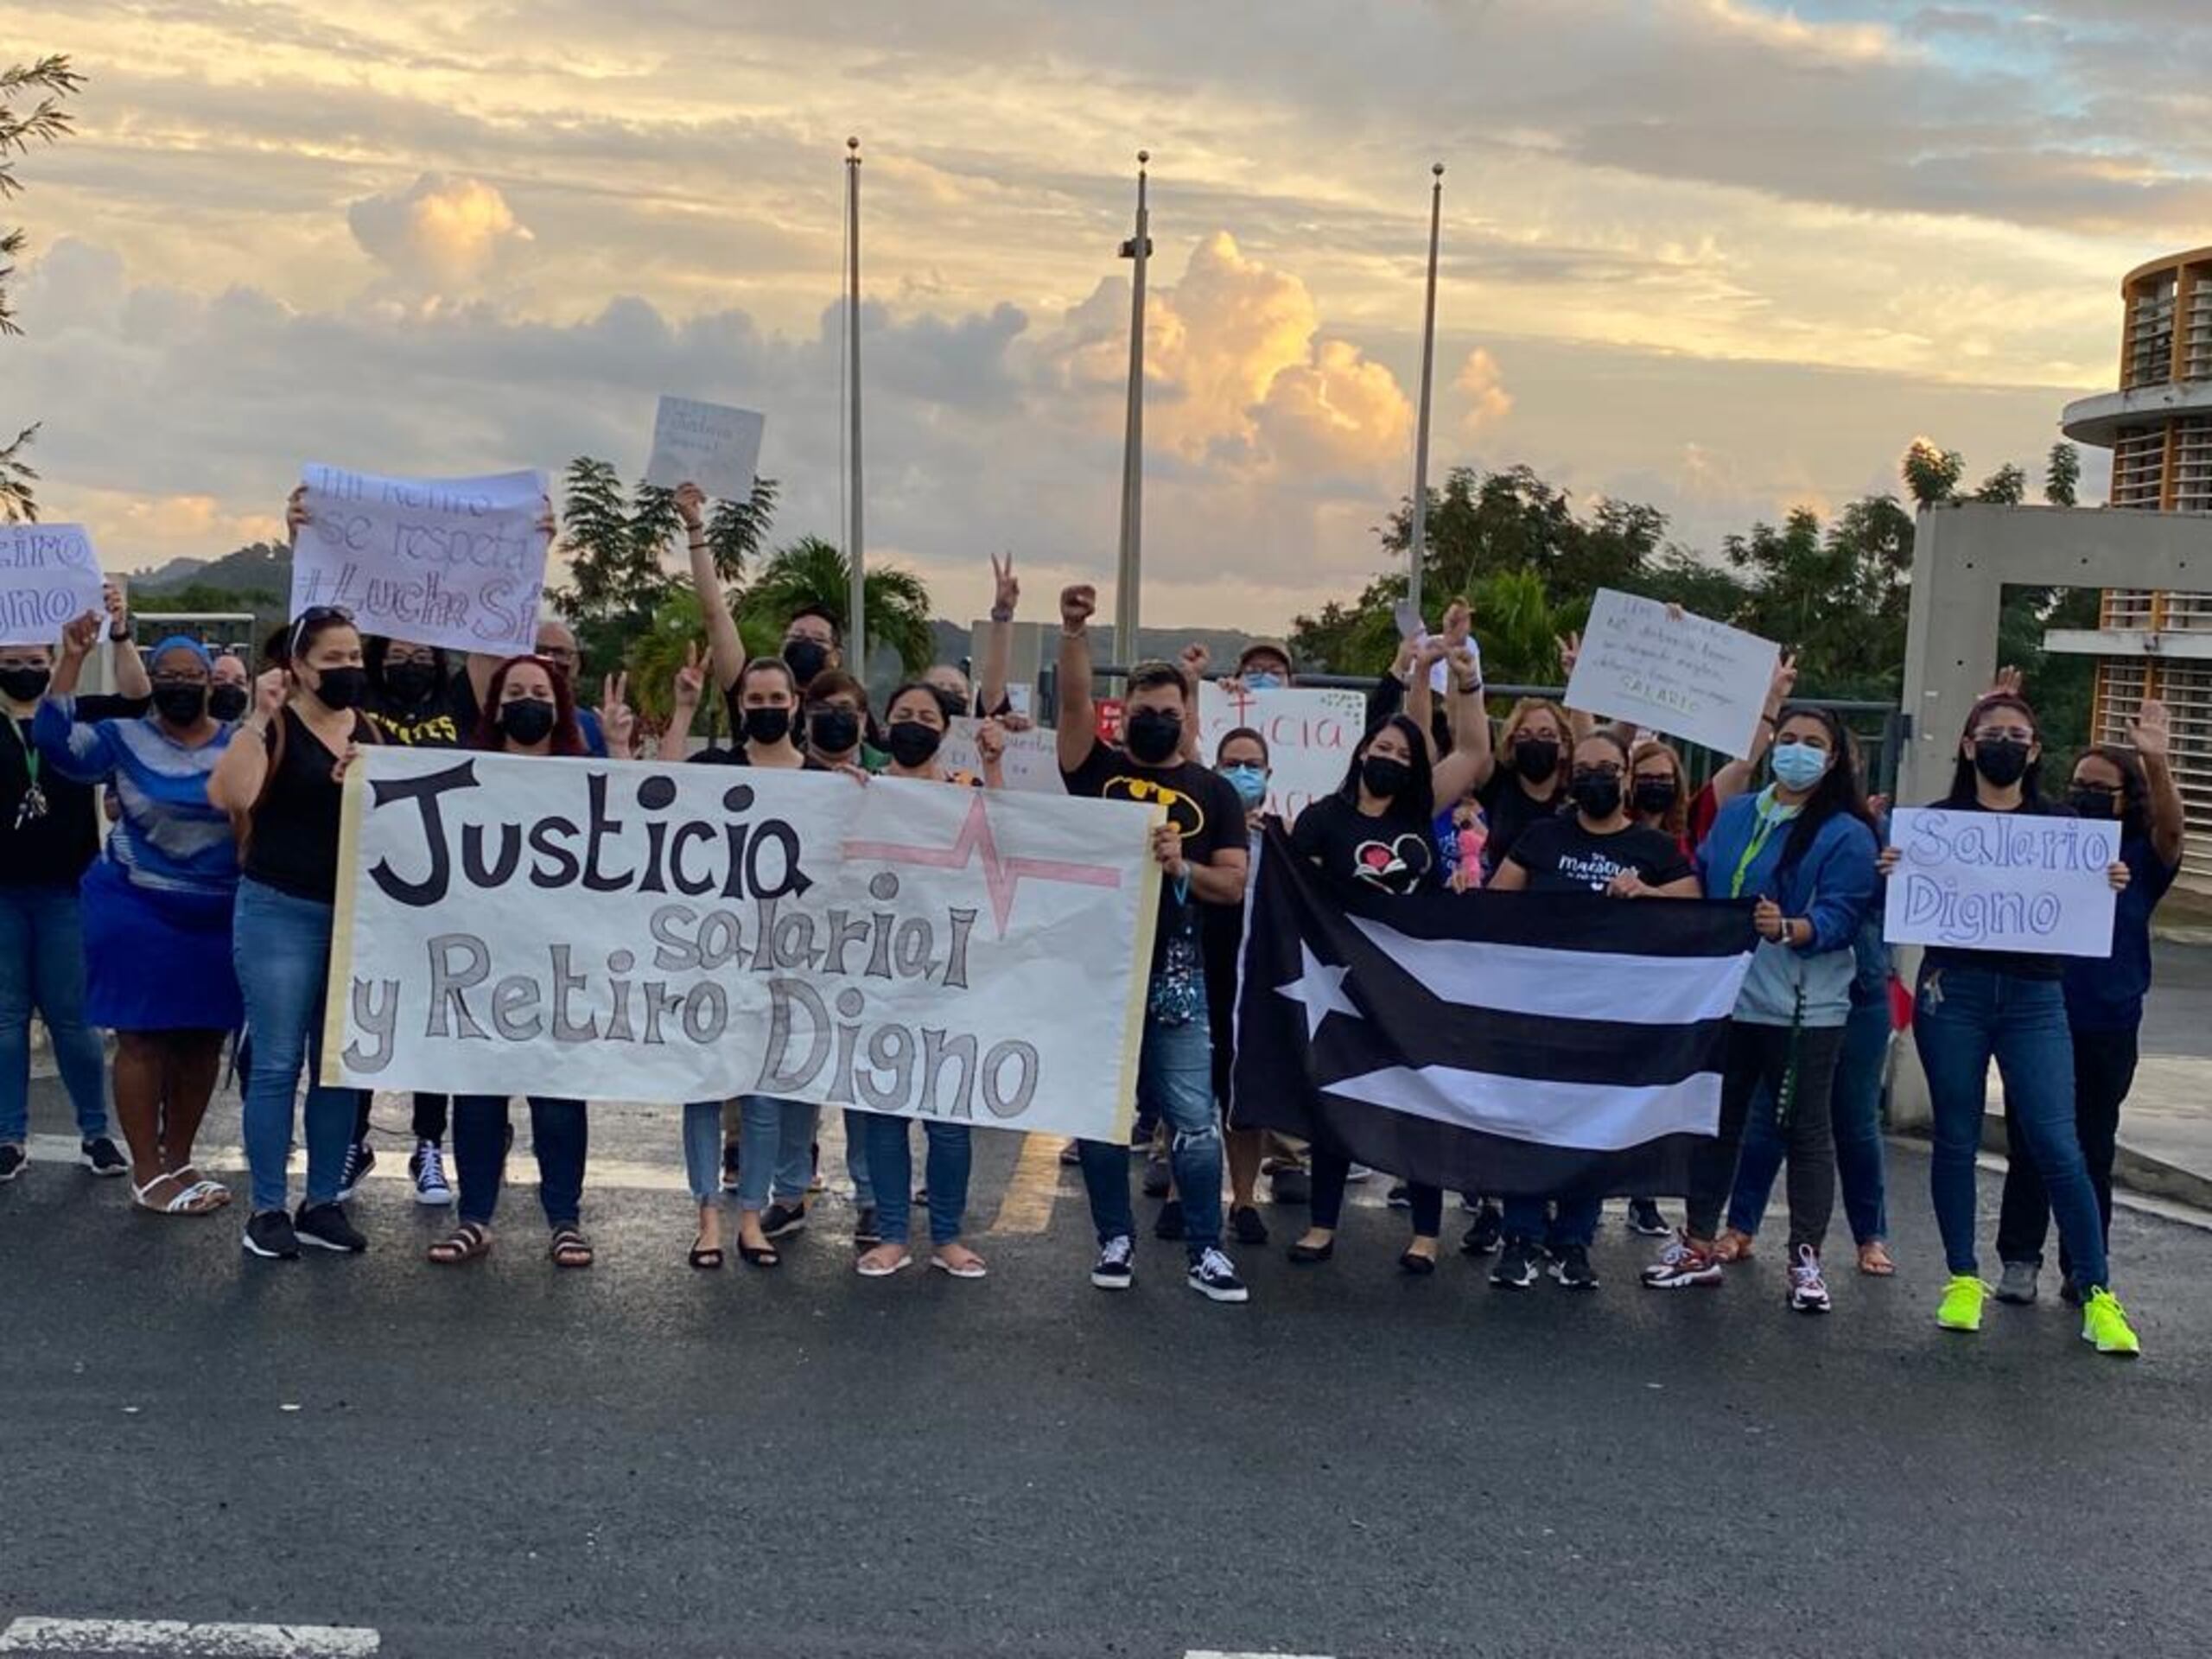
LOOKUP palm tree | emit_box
[742,537,935,677]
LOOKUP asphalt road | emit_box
[3,1083,2210,1659]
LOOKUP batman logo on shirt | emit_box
[1103,773,1206,839]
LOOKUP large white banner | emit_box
[291,465,550,658]
[1197,683,1367,823]
[1565,588,1779,760]
[0,524,103,647]
[323,749,1160,1140]
[1883,806,2120,958]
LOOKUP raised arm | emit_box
[48,612,102,700]
[2133,696,2186,868]
[31,688,125,784]
[1557,630,1596,744]
[677,482,747,696]
[1711,650,1796,805]
[1056,584,1098,773]
[1432,643,1491,804]
[980,553,1018,717]
[104,584,149,700]
[207,668,286,814]
[658,642,707,763]
[975,717,1007,791]
[1177,641,1210,761]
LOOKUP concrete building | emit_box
[2056,246,2212,885]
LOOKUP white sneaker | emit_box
[410,1140,453,1206]
[1788,1244,1833,1315]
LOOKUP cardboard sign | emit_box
[1565,588,1778,760]
[1882,807,2120,958]
[941,718,1065,794]
[0,524,103,647]
[644,397,766,503]
[292,465,549,658]
[1198,683,1367,823]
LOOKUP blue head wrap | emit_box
[147,635,214,670]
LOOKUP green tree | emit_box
[1465,568,1566,684]
[743,536,934,677]
[2044,442,2082,508]
[1973,463,2027,505]
[1901,438,1963,507]
[1,54,84,523]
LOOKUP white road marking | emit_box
[1185,1650,1333,1658]
[0,1618,379,1656]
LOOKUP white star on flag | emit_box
[1275,942,1360,1041]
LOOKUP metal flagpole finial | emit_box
[848,136,861,163]
[1433,161,1446,180]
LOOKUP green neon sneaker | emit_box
[2080,1289,2142,1357]
[1936,1274,1988,1333]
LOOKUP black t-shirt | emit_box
[1478,767,1567,876]
[2,694,149,888]
[693,746,830,770]
[1063,736,1244,972]
[244,706,370,905]
[370,675,470,749]
[1919,797,2075,982]
[1508,816,1694,895]
[1290,793,1439,896]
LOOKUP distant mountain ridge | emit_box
[129,543,290,597]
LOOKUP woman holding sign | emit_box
[1882,691,2142,1357]
[1993,700,2184,1311]
[854,685,1007,1281]
[207,607,378,1260]
[425,656,598,1270]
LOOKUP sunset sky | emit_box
[9,0,2209,632]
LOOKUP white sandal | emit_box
[856,1249,913,1278]
[930,1250,988,1281]
[132,1173,223,1217]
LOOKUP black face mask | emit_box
[1571,773,1624,820]
[1512,737,1560,784]
[0,665,51,703]
[809,708,861,755]
[1125,707,1184,765]
[1632,777,1679,817]
[744,705,793,747]
[151,683,208,725]
[1360,754,1412,799]
[384,660,440,706]
[310,664,369,713]
[2068,786,2121,821]
[782,639,831,686]
[1972,736,2031,788]
[208,684,251,722]
[931,685,969,721]
[886,720,944,768]
[498,696,557,746]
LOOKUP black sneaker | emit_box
[1187,1247,1249,1304]
[79,1137,129,1178]
[1141,1154,1172,1198]
[1626,1198,1670,1236]
[295,1202,367,1254]
[1090,1234,1135,1291]
[0,1143,26,1183]
[242,1208,300,1260]
[853,1206,881,1249]
[761,1200,808,1240]
[1058,1140,1083,1166]
[1490,1237,1540,1289]
[1386,1182,1411,1209]
[336,1141,375,1202]
[1230,1204,1270,1246]
[720,1137,742,1192]
[1269,1164,1311,1205]
[1461,1204,1503,1257]
[1550,1243,1599,1290]
[1154,1198,1186,1241]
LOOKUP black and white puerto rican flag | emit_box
[1232,824,1757,1198]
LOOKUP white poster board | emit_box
[292,465,549,658]
[644,397,766,502]
[1882,807,2120,958]
[1198,683,1367,823]
[324,749,1160,1141]
[0,524,104,647]
[941,717,1065,794]
[1565,588,1778,760]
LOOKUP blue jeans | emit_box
[842,1108,878,1210]
[736,1094,817,1213]
[1079,1012,1222,1261]
[1727,995,1891,1244]
[1503,1193,1601,1249]
[232,879,362,1214]
[0,883,107,1143]
[680,1101,725,1204]
[1914,963,2109,1292]
[865,1115,973,1246]
[453,1095,586,1229]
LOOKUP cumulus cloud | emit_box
[1453,348,1513,439]
[347,174,536,291]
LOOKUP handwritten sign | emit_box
[293,465,549,658]
[1198,683,1367,823]
[1882,807,2120,958]
[645,397,766,502]
[0,524,103,647]
[324,749,1159,1141]
[1565,589,1778,760]
[942,718,1065,794]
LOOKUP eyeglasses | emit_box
[536,644,579,665]
[149,672,210,689]
[1972,725,2035,744]
[1572,765,1624,783]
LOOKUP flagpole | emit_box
[845,136,867,668]
[1115,150,1151,676]
[1408,162,1444,626]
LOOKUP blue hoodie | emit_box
[1697,789,1878,1028]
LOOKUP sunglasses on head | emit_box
[288,605,354,661]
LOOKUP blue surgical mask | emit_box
[1243,671,1283,691]
[1770,741,1829,792]
[1222,764,1268,810]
